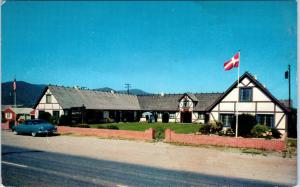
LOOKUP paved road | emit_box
[2,145,291,187]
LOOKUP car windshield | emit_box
[25,120,45,125]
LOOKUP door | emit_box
[181,112,192,123]
[162,113,169,123]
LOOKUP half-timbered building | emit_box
[34,72,290,135]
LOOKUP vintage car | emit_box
[12,119,57,137]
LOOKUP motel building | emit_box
[34,72,290,135]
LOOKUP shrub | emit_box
[59,115,70,125]
[107,125,119,130]
[154,127,165,140]
[49,116,59,125]
[271,128,282,139]
[9,120,15,129]
[251,124,272,139]
[199,124,211,135]
[2,118,7,123]
[209,120,223,134]
[218,128,235,137]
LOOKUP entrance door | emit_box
[162,113,169,123]
[181,112,192,123]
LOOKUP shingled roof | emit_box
[137,94,181,111]
[34,86,223,112]
[137,93,223,112]
[45,86,141,110]
[193,93,223,111]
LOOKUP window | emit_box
[239,88,252,102]
[169,113,176,119]
[183,99,189,107]
[220,114,235,127]
[198,113,204,120]
[5,112,12,119]
[46,94,52,103]
[256,114,274,128]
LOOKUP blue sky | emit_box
[2,1,297,105]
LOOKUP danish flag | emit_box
[224,52,239,71]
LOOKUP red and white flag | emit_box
[12,79,16,91]
[224,52,239,71]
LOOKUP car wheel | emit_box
[31,132,37,137]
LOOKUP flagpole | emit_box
[235,51,240,138]
[14,78,17,125]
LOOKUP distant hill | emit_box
[93,87,116,93]
[117,89,150,95]
[93,87,150,95]
[1,81,46,108]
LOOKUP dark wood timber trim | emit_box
[240,81,246,86]
[216,111,284,113]
[210,113,217,121]
[245,81,252,87]
[275,114,285,128]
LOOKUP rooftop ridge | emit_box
[48,85,137,97]
[137,92,224,96]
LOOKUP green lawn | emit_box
[89,122,201,134]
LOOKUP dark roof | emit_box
[137,93,223,112]
[33,72,287,113]
[35,86,140,110]
[193,93,223,111]
[279,100,292,108]
[137,94,181,111]
[206,72,290,113]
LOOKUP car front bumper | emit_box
[37,129,57,134]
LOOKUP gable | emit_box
[222,77,271,102]
[39,89,59,104]
[179,95,194,111]
[207,72,289,113]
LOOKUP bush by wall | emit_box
[199,124,211,135]
[251,124,272,139]
[271,128,282,139]
[154,127,165,140]
[199,121,222,135]
[107,125,119,130]
[59,115,71,125]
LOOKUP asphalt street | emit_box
[2,145,292,187]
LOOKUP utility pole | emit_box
[285,65,291,108]
[125,83,131,95]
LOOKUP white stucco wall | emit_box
[35,88,64,118]
[179,96,194,111]
[210,75,287,133]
